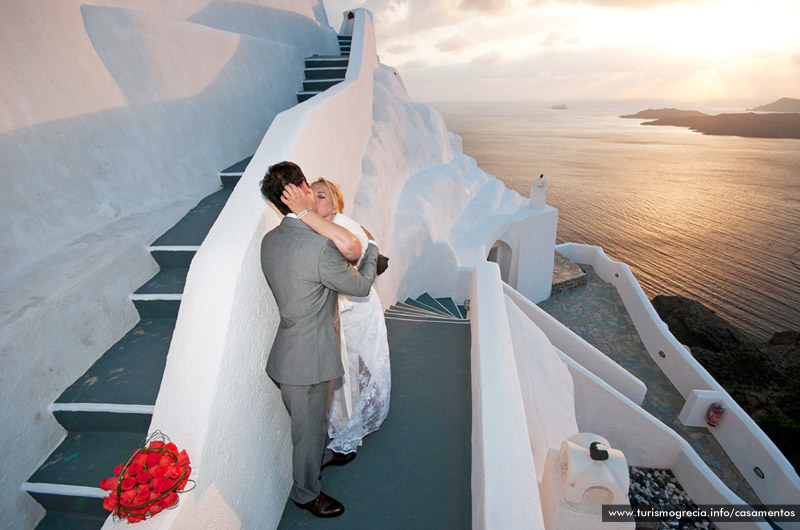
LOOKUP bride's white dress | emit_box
[327,214,391,454]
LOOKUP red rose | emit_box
[135,485,151,503]
[102,493,118,511]
[120,489,136,505]
[152,477,173,493]
[99,477,118,491]
[113,463,123,476]
[147,451,162,468]
[136,470,151,484]
[159,455,173,466]
[150,464,166,478]
[127,461,143,476]
[161,491,178,508]
[177,450,190,467]
[165,442,178,455]
[149,441,164,449]
[165,466,181,479]
[121,477,136,491]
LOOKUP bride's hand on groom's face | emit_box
[281,183,313,214]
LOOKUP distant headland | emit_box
[551,104,568,110]
[748,97,800,112]
[620,98,800,139]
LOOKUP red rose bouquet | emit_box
[100,431,194,523]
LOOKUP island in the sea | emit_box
[551,104,568,110]
[748,97,800,112]
[620,100,800,139]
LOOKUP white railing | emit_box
[502,282,647,406]
[556,242,800,515]
[110,9,379,529]
[469,261,545,530]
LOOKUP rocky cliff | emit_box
[651,295,800,473]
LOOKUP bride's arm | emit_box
[281,183,362,262]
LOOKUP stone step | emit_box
[551,251,587,295]
[25,430,146,515]
[296,91,319,103]
[304,56,349,69]
[387,303,447,317]
[384,312,469,324]
[304,66,347,80]
[436,297,462,319]
[151,188,232,247]
[149,246,198,269]
[56,318,176,410]
[302,78,344,92]
[33,509,107,530]
[134,267,188,297]
[337,35,352,42]
[403,297,452,316]
[416,293,454,316]
[219,155,252,188]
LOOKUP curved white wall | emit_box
[556,242,800,512]
[137,9,378,528]
[1,2,337,528]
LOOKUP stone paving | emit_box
[539,260,761,506]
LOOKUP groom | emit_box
[260,161,379,518]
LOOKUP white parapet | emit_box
[678,389,726,428]
[540,433,634,530]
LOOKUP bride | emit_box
[282,178,391,454]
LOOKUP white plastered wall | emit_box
[0,1,337,527]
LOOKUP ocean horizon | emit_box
[430,99,800,341]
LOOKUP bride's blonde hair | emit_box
[312,178,344,214]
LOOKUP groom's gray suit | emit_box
[261,215,378,503]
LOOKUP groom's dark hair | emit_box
[261,161,309,215]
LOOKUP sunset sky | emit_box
[324,0,800,103]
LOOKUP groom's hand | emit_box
[282,183,313,214]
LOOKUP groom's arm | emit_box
[319,240,378,297]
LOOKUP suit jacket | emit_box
[261,216,379,385]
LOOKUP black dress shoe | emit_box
[294,492,344,518]
[322,451,356,469]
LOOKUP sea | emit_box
[429,100,800,341]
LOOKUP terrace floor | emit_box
[277,315,471,528]
[538,264,761,506]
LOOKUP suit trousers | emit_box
[280,380,335,503]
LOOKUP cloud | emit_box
[437,35,473,53]
[402,58,430,69]
[387,43,417,53]
[459,0,514,13]
[471,50,503,64]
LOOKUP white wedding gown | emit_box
[327,214,391,454]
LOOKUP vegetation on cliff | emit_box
[652,295,800,473]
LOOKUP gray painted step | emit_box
[297,91,319,103]
[28,429,145,491]
[415,293,452,316]
[149,247,196,269]
[219,155,252,188]
[304,57,349,69]
[403,297,450,316]
[302,78,344,92]
[57,318,176,407]
[436,297,462,319]
[151,188,232,247]
[34,509,106,529]
[304,67,346,80]
[278,316,471,529]
[134,267,188,296]
[391,302,449,317]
